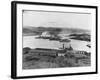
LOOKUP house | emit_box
[58,53,65,56]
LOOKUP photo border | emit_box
[11,1,98,79]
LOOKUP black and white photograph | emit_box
[23,10,91,69]
[11,1,97,79]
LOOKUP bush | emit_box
[23,47,31,54]
[25,56,40,61]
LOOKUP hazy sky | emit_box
[23,10,91,30]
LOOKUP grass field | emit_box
[23,48,91,69]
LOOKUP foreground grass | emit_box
[23,48,91,69]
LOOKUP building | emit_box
[41,31,51,37]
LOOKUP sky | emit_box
[23,10,91,30]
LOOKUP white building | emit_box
[41,31,51,37]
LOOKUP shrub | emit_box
[25,56,39,61]
[23,47,31,54]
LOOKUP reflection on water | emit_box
[23,36,90,52]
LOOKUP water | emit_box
[23,36,90,52]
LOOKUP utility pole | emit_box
[62,43,65,49]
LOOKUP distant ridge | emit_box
[23,26,91,36]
